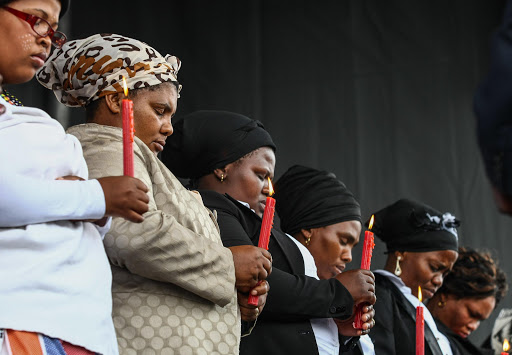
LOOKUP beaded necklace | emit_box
[0,91,23,106]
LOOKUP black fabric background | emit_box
[7,0,510,345]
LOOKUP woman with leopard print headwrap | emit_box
[38,33,272,355]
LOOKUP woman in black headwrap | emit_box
[367,198,460,355]
[163,110,376,355]
[427,247,507,355]
[275,165,376,355]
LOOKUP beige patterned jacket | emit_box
[68,124,240,355]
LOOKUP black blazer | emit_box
[369,273,443,355]
[201,191,354,355]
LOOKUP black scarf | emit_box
[275,165,361,235]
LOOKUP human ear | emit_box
[395,251,406,261]
[300,228,314,247]
[104,93,123,114]
[301,228,313,239]
[213,167,228,182]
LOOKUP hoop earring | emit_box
[305,236,311,247]
[394,256,402,276]
[220,174,224,182]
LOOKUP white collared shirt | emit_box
[287,235,340,354]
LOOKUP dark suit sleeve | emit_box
[214,208,255,246]
[474,0,512,195]
[262,268,353,321]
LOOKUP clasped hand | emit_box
[229,245,272,321]
[334,269,376,336]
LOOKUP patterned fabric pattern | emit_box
[1,329,95,355]
[68,124,240,355]
[37,33,181,107]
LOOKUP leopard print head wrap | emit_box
[37,33,181,107]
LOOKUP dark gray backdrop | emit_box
[8,0,510,346]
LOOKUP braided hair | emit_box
[438,246,508,306]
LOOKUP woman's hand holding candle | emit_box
[335,304,375,336]
[353,215,376,329]
[229,245,272,293]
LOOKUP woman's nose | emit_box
[467,320,480,332]
[161,120,173,136]
[342,250,352,263]
[37,35,51,52]
[433,273,444,286]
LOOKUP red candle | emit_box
[256,199,275,250]
[248,178,275,306]
[353,215,375,329]
[416,286,425,355]
[122,77,134,177]
[502,339,510,355]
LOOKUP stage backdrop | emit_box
[9,0,510,345]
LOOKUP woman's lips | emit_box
[31,55,45,68]
[154,140,166,152]
[333,265,345,275]
[31,52,48,68]
[457,331,469,338]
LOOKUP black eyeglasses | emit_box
[3,6,67,48]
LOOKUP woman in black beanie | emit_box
[163,110,376,355]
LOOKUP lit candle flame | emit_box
[122,76,129,97]
[268,177,274,196]
[369,215,374,230]
[418,286,422,303]
[504,339,510,352]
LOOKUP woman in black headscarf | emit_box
[275,165,375,355]
[163,110,376,355]
[367,198,460,355]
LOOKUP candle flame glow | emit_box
[504,339,510,352]
[122,76,129,97]
[369,215,374,230]
[418,286,422,303]
[268,177,274,196]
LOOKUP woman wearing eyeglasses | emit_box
[0,0,67,85]
[0,1,151,354]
